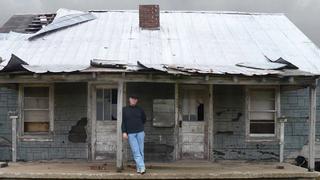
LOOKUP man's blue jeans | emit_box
[128,131,145,172]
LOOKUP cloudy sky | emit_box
[0,0,319,46]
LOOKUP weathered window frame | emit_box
[94,84,118,121]
[245,86,280,142]
[19,84,54,141]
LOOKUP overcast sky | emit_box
[0,0,319,46]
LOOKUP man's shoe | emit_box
[140,168,146,174]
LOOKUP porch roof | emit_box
[0,9,320,76]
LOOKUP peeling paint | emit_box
[68,117,87,143]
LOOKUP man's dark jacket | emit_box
[121,105,146,134]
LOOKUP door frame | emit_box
[177,84,210,160]
[88,83,118,160]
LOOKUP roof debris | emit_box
[28,9,96,40]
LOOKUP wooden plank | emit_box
[49,84,54,133]
[308,83,317,171]
[0,162,8,168]
[87,82,92,160]
[275,87,284,163]
[153,99,175,127]
[208,84,214,161]
[88,83,96,160]
[11,115,17,162]
[174,83,179,160]
[279,120,285,163]
[116,81,124,171]
[122,82,128,164]
[24,122,49,132]
[0,73,316,86]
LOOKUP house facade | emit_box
[0,6,320,171]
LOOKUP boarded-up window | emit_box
[152,99,175,127]
[96,88,117,121]
[23,86,52,133]
[248,88,277,135]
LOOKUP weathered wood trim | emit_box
[275,86,283,163]
[308,83,317,171]
[174,83,179,160]
[245,86,280,142]
[116,81,124,171]
[90,83,97,160]
[18,84,23,139]
[275,86,281,140]
[0,73,316,86]
[49,84,54,133]
[10,115,18,162]
[87,82,92,160]
[208,84,214,161]
[122,82,128,164]
[18,83,54,139]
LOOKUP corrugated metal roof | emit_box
[0,8,320,76]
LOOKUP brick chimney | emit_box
[139,5,160,29]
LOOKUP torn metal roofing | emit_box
[0,8,320,76]
[28,9,96,40]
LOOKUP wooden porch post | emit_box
[10,113,18,162]
[174,83,179,160]
[308,82,317,171]
[87,82,95,161]
[116,80,124,171]
[208,84,214,161]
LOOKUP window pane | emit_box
[96,88,118,121]
[111,89,117,120]
[24,97,49,109]
[24,87,49,97]
[24,110,49,122]
[96,101,103,121]
[250,122,275,134]
[197,103,204,121]
[112,89,117,104]
[104,89,111,120]
[96,89,103,99]
[248,88,276,135]
[250,90,274,100]
[24,122,49,132]
[250,99,275,111]
[250,112,274,120]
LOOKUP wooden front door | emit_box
[92,85,118,160]
[179,85,209,160]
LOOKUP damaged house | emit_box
[0,5,320,171]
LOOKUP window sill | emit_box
[19,134,53,142]
[245,136,279,143]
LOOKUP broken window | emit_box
[247,87,279,136]
[22,85,53,133]
[181,88,205,121]
[96,88,117,121]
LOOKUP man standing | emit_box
[121,95,146,174]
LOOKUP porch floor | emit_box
[0,160,319,179]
